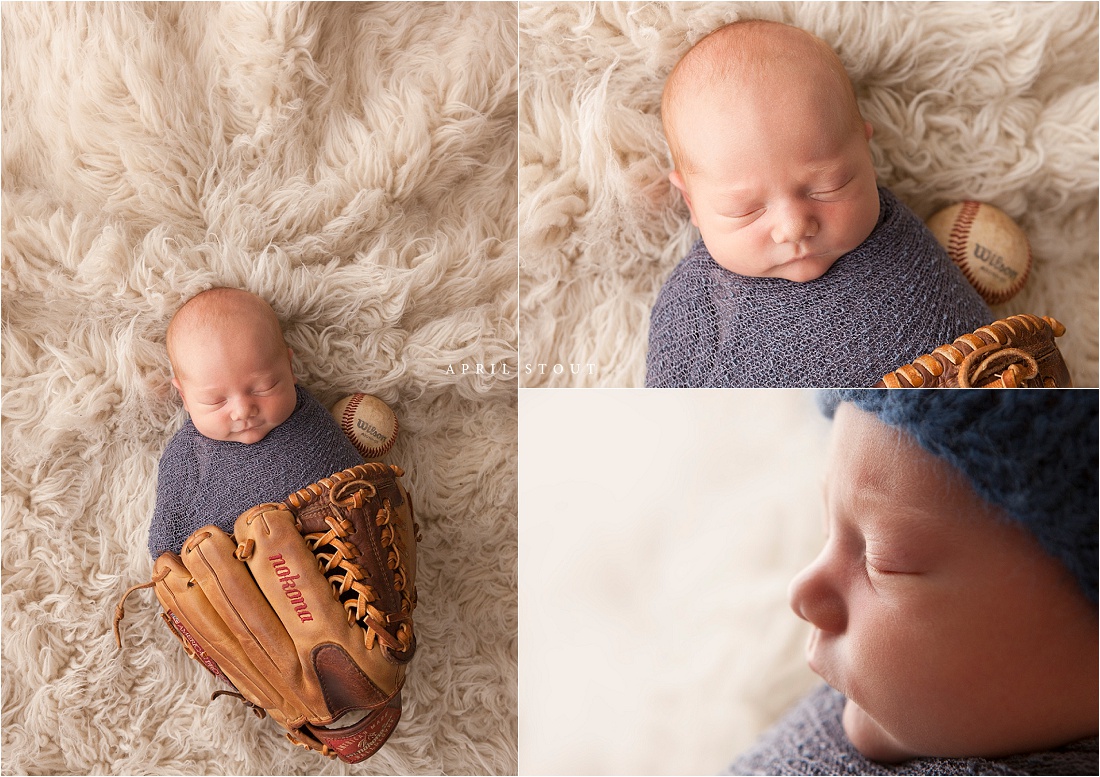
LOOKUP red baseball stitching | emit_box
[947,201,986,299]
[340,394,370,459]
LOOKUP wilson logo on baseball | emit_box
[269,554,314,622]
[973,243,1019,280]
[356,418,385,437]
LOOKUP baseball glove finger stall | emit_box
[114,463,421,764]
[876,314,1070,388]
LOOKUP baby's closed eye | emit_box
[864,555,903,575]
[809,177,854,200]
[863,545,923,576]
[722,207,765,224]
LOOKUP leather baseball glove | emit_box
[114,463,420,763]
[876,314,1070,388]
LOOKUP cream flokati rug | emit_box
[2,3,517,774]
[519,1,1099,387]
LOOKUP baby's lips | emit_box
[805,629,843,690]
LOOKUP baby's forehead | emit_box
[827,406,1021,549]
[168,291,284,360]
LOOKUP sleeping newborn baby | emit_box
[147,287,363,557]
[730,390,1098,774]
[647,20,991,387]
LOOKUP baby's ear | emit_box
[669,170,699,227]
[170,376,191,412]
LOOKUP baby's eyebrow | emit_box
[713,188,759,203]
[828,474,931,540]
[805,156,846,171]
[855,497,949,562]
[802,159,852,182]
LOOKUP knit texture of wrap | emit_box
[147,385,363,558]
[645,187,993,387]
[727,684,1099,776]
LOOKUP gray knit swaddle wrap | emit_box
[645,187,992,387]
[147,385,364,558]
[727,684,1098,776]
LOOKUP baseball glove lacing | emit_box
[279,472,418,660]
[957,343,1038,387]
[877,314,1069,388]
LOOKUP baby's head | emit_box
[167,288,298,445]
[792,391,1097,762]
[662,20,880,282]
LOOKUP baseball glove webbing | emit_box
[115,463,421,764]
[876,314,1070,388]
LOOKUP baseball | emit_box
[926,201,1032,305]
[331,393,399,460]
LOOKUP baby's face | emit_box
[790,402,1098,761]
[172,324,297,445]
[669,75,880,282]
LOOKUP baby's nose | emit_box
[771,205,818,244]
[228,396,257,420]
[788,551,846,634]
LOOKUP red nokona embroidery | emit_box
[269,554,314,622]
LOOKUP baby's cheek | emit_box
[830,200,874,253]
[848,599,981,754]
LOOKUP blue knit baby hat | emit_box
[818,390,1098,603]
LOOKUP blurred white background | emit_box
[519,390,832,775]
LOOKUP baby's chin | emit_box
[842,698,921,764]
[773,256,836,283]
[752,252,840,283]
[232,426,276,444]
[215,424,275,445]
